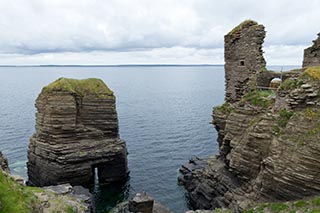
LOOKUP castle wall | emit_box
[224,20,266,103]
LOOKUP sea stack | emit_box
[27,77,128,187]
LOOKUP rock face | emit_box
[225,20,266,103]
[27,78,128,187]
[303,33,320,68]
[179,21,320,212]
[0,151,10,173]
[110,193,170,213]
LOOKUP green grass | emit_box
[301,66,320,81]
[227,20,258,36]
[277,109,294,128]
[312,197,320,206]
[42,77,114,97]
[269,203,289,212]
[242,90,275,109]
[65,205,76,213]
[280,78,304,90]
[283,108,320,146]
[245,197,320,213]
[294,200,308,208]
[214,102,234,114]
[0,171,40,213]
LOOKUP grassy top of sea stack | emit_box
[227,19,259,36]
[42,77,114,97]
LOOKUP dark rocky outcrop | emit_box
[27,78,128,187]
[0,151,10,173]
[179,22,320,212]
[110,193,170,213]
[303,33,320,68]
[225,20,266,103]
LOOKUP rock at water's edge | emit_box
[27,77,128,187]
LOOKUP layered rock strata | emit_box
[27,78,128,187]
[179,22,320,212]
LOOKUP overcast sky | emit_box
[0,0,319,65]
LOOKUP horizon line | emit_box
[0,64,301,67]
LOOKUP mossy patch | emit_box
[285,108,320,145]
[269,203,289,212]
[0,171,41,213]
[42,77,114,97]
[301,66,320,81]
[277,109,294,128]
[227,20,258,36]
[280,78,304,90]
[242,90,275,109]
[65,204,76,213]
[245,197,320,213]
[214,102,234,115]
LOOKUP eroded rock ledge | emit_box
[27,77,128,187]
[179,21,320,212]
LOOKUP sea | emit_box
[0,65,299,212]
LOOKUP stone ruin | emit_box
[225,20,320,102]
[27,78,128,187]
[224,20,266,103]
[303,33,320,68]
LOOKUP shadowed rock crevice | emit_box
[27,78,128,187]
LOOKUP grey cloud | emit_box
[0,0,319,64]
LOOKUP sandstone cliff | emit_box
[179,21,320,212]
[27,77,128,187]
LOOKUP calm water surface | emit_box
[0,65,297,212]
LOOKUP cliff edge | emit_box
[179,21,320,212]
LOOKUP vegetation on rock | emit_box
[277,109,294,128]
[227,19,258,36]
[42,77,114,97]
[244,196,320,213]
[0,170,88,213]
[301,66,320,81]
[214,103,234,114]
[0,170,40,213]
[242,90,275,109]
[280,78,304,90]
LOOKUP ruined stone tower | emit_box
[27,78,128,187]
[224,20,266,103]
[303,33,320,68]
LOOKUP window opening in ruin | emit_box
[240,60,245,66]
